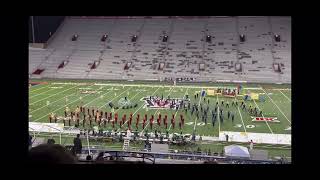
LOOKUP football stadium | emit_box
[29,16,291,164]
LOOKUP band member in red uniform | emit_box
[112,120,115,128]
[109,112,112,121]
[164,115,167,125]
[150,121,153,130]
[165,122,168,129]
[172,119,175,129]
[135,122,139,129]
[115,113,118,124]
[136,114,140,124]
[142,122,145,129]
[130,113,133,120]
[143,116,146,124]
[99,112,102,123]
[158,114,161,122]
[105,111,108,122]
[144,114,147,122]
[100,111,103,118]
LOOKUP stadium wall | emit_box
[29,16,65,43]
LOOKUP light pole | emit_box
[31,16,35,43]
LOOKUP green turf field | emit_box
[29,79,291,138]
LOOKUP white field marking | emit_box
[168,87,189,131]
[77,87,124,124]
[252,99,274,134]
[115,89,144,112]
[193,88,203,131]
[272,88,291,91]
[117,87,161,132]
[30,85,79,105]
[33,85,110,122]
[140,86,174,134]
[236,98,247,134]
[261,88,291,124]
[29,84,52,93]
[278,90,291,102]
[50,82,266,91]
[96,87,133,110]
[30,85,109,114]
[29,84,68,99]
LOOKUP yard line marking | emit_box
[261,88,291,124]
[278,90,291,102]
[113,89,144,112]
[30,85,110,114]
[140,86,174,135]
[29,84,52,93]
[252,99,274,134]
[193,88,203,131]
[117,87,161,132]
[55,86,130,124]
[29,84,68,99]
[50,81,268,91]
[96,87,133,110]
[236,100,247,134]
[68,84,115,124]
[82,87,116,108]
[168,87,189,131]
[33,84,103,122]
[30,85,79,105]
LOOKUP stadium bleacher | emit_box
[29,16,291,83]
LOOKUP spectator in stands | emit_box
[29,144,76,164]
[73,134,82,155]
